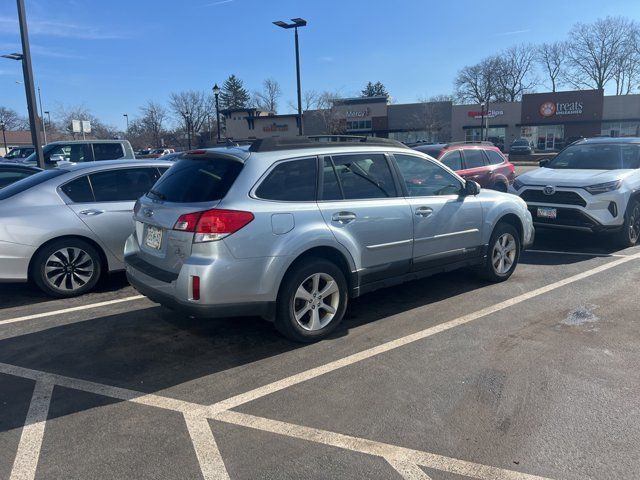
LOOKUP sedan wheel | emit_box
[492,233,517,274]
[45,247,95,292]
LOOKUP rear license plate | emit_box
[144,225,163,249]
[537,207,557,219]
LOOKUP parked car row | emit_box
[2,135,638,341]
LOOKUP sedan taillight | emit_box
[173,209,254,243]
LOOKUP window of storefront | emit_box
[389,131,444,144]
[346,120,372,130]
[601,121,640,137]
[520,125,565,151]
[464,127,506,150]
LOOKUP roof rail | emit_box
[444,141,495,147]
[249,135,409,152]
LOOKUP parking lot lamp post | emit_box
[37,85,47,144]
[185,113,192,150]
[1,122,7,154]
[0,0,45,168]
[273,18,307,136]
[213,83,221,142]
[479,101,485,142]
[123,114,129,139]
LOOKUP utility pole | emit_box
[37,85,47,144]
[16,0,45,168]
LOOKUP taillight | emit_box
[173,209,254,242]
[192,275,200,300]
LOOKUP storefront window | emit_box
[601,121,640,138]
[389,131,445,144]
[464,127,506,150]
[520,125,565,152]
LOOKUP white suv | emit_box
[511,137,640,247]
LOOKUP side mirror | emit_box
[48,154,65,163]
[539,159,550,167]
[463,180,480,196]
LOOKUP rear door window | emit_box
[462,149,487,169]
[256,157,317,201]
[93,143,125,161]
[0,169,36,188]
[148,158,243,203]
[89,167,161,202]
[0,169,66,201]
[440,150,462,171]
[329,153,396,199]
[46,144,91,163]
[60,176,94,202]
[485,150,506,165]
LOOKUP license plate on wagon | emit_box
[144,225,163,249]
[537,207,557,219]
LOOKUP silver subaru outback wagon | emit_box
[125,137,534,342]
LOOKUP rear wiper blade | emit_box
[148,189,166,200]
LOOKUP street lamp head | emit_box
[273,20,290,29]
[291,18,307,27]
[273,18,307,29]
[1,52,24,61]
[213,83,220,96]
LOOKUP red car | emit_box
[413,142,515,192]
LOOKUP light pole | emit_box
[479,101,485,142]
[1,122,7,154]
[213,83,221,142]
[44,110,51,127]
[123,113,129,139]
[185,113,192,150]
[0,0,45,168]
[37,85,47,144]
[273,18,307,136]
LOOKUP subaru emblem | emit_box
[143,208,154,217]
[543,185,555,195]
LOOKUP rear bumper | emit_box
[0,240,36,282]
[126,270,275,319]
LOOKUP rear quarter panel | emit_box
[477,190,533,246]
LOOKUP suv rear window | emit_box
[485,150,505,165]
[93,143,125,161]
[0,169,66,201]
[256,158,317,201]
[148,158,243,203]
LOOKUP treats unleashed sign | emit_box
[521,89,603,124]
[539,101,584,117]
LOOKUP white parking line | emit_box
[212,410,554,480]
[10,381,53,480]
[206,252,640,414]
[525,249,629,258]
[183,414,230,480]
[0,295,146,326]
[386,459,433,479]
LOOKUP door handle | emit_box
[415,206,433,218]
[331,211,357,224]
[79,209,104,216]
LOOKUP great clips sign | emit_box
[521,89,603,124]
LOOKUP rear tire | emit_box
[477,223,520,282]
[275,258,348,342]
[612,198,640,248]
[492,181,508,193]
[32,238,103,298]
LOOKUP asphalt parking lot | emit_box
[1,227,639,480]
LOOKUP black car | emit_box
[509,138,533,155]
[3,146,35,161]
[0,162,41,188]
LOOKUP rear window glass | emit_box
[463,149,487,169]
[0,169,66,201]
[148,158,243,203]
[485,150,505,165]
[440,151,462,171]
[60,176,94,202]
[256,158,317,201]
[93,143,125,161]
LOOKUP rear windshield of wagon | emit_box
[147,157,243,203]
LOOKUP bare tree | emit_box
[454,57,500,104]
[537,41,567,92]
[55,105,118,139]
[253,79,282,113]
[566,16,635,90]
[168,90,212,135]
[612,23,640,95]
[0,106,28,130]
[313,91,345,134]
[494,44,537,102]
[139,101,167,147]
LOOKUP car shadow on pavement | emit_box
[0,269,488,430]
[0,272,132,310]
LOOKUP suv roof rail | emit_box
[249,135,408,152]
[444,141,495,148]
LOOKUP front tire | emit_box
[477,223,520,282]
[275,258,348,342]
[32,238,103,298]
[613,198,640,248]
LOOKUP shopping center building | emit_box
[224,89,640,151]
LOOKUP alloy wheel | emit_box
[292,272,340,331]
[45,247,95,291]
[628,204,640,244]
[492,233,517,275]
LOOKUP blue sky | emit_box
[1,0,639,129]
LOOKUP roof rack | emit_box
[249,135,408,153]
[444,141,495,147]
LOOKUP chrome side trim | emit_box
[365,238,413,250]
[414,228,479,244]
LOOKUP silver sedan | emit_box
[0,160,171,297]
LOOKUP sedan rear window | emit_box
[147,158,243,203]
[0,169,66,201]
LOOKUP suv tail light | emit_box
[173,209,254,242]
